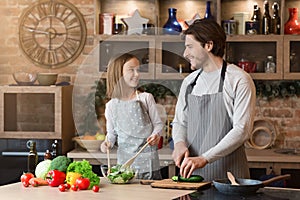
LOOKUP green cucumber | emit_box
[171,175,204,183]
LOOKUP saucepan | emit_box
[213,174,291,195]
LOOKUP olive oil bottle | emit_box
[27,141,38,174]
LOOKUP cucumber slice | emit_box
[171,175,204,183]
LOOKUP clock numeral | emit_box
[57,7,67,19]
[23,38,37,51]
[49,1,60,17]
[56,45,71,60]
[25,43,39,56]
[32,47,46,63]
[36,3,47,19]
[64,39,80,54]
[67,28,82,40]
[24,13,39,27]
[47,51,58,65]
[21,30,34,42]
[65,17,79,28]
[61,9,73,22]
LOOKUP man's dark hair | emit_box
[184,19,226,57]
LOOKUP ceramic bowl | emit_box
[73,136,102,152]
[13,72,37,86]
[37,73,58,86]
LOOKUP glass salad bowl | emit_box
[13,72,37,86]
[100,164,136,184]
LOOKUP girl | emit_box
[100,53,163,180]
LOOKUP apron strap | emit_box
[184,69,203,110]
[184,60,227,110]
[218,60,227,92]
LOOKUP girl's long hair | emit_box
[106,53,138,99]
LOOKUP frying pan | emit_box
[213,174,291,195]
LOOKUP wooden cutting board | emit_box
[141,179,211,190]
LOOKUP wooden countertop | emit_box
[246,148,300,163]
[0,178,193,200]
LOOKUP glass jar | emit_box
[265,55,276,73]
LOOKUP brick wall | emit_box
[256,96,300,149]
[0,0,96,85]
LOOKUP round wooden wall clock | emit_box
[19,0,87,69]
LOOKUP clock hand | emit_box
[27,28,49,35]
[26,27,66,36]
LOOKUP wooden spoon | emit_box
[121,141,149,170]
[106,140,111,174]
[227,171,239,185]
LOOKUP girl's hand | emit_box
[100,140,110,153]
[147,134,160,146]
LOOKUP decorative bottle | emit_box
[251,3,261,34]
[163,8,182,35]
[284,8,300,35]
[27,141,38,174]
[262,1,271,34]
[204,1,214,20]
[271,2,280,34]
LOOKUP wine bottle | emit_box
[251,3,261,34]
[262,0,271,34]
[271,2,281,34]
[27,141,38,174]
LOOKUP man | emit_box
[172,19,256,181]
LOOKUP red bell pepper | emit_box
[46,170,66,187]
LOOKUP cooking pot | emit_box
[237,60,257,73]
[213,174,291,195]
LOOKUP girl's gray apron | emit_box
[185,60,249,181]
[112,92,161,180]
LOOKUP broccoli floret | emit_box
[49,155,71,172]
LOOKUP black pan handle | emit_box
[262,174,291,186]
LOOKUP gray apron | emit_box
[112,92,161,179]
[186,60,249,181]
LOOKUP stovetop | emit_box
[173,187,299,200]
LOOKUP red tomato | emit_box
[22,181,29,187]
[71,184,78,191]
[58,184,66,192]
[92,185,100,192]
[75,177,90,190]
[20,172,34,185]
[64,183,71,190]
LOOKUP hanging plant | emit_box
[254,80,300,100]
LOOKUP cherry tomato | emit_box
[75,177,90,190]
[22,181,29,187]
[71,184,78,191]
[20,172,34,185]
[92,185,100,192]
[64,183,71,190]
[58,184,66,192]
[30,179,39,187]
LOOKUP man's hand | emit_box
[172,141,189,167]
[180,156,208,178]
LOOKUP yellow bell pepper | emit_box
[66,172,82,185]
